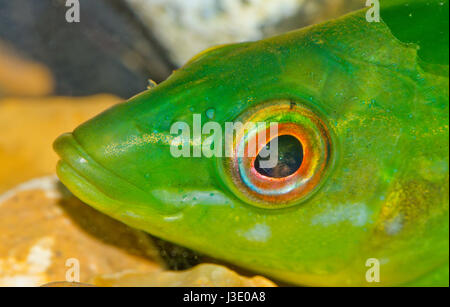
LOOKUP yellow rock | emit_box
[0,94,120,193]
[0,41,54,97]
[0,177,163,286]
[93,263,276,287]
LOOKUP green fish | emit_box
[54,0,449,286]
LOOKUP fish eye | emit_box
[220,99,334,209]
[254,135,304,179]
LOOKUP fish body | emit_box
[54,0,449,286]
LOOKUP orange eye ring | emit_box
[221,99,333,209]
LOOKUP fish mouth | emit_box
[53,133,149,215]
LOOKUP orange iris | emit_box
[222,99,333,209]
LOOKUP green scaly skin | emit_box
[54,0,449,286]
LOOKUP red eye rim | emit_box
[222,100,333,209]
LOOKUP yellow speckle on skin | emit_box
[374,179,443,236]
[104,133,174,155]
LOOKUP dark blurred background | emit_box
[0,0,174,97]
[0,0,362,98]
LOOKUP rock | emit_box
[126,0,311,65]
[93,263,276,287]
[41,282,95,287]
[0,94,120,193]
[125,0,363,66]
[0,177,163,286]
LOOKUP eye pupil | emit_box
[254,135,303,178]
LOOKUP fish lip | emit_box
[53,133,103,188]
[55,159,111,209]
[53,133,88,176]
[53,132,119,206]
[53,133,146,209]
[53,133,173,217]
[53,133,189,239]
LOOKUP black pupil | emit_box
[254,135,303,178]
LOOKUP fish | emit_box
[54,0,449,286]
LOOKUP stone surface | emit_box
[0,177,163,286]
[93,263,276,287]
[126,0,363,65]
[126,0,306,65]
